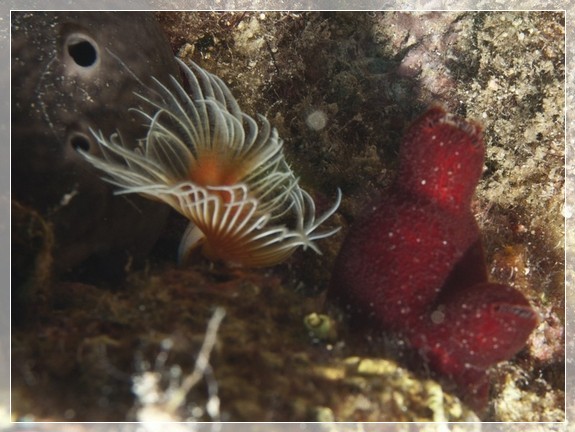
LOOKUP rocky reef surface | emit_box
[11,11,565,422]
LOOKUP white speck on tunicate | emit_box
[430,309,445,324]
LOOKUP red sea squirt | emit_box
[329,107,538,411]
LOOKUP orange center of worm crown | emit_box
[189,151,240,186]
[187,150,266,263]
[188,150,252,213]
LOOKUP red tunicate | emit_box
[329,106,537,412]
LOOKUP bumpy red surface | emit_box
[329,107,538,411]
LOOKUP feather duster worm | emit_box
[81,58,341,267]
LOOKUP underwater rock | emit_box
[11,12,179,278]
[329,107,538,412]
[11,200,53,318]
